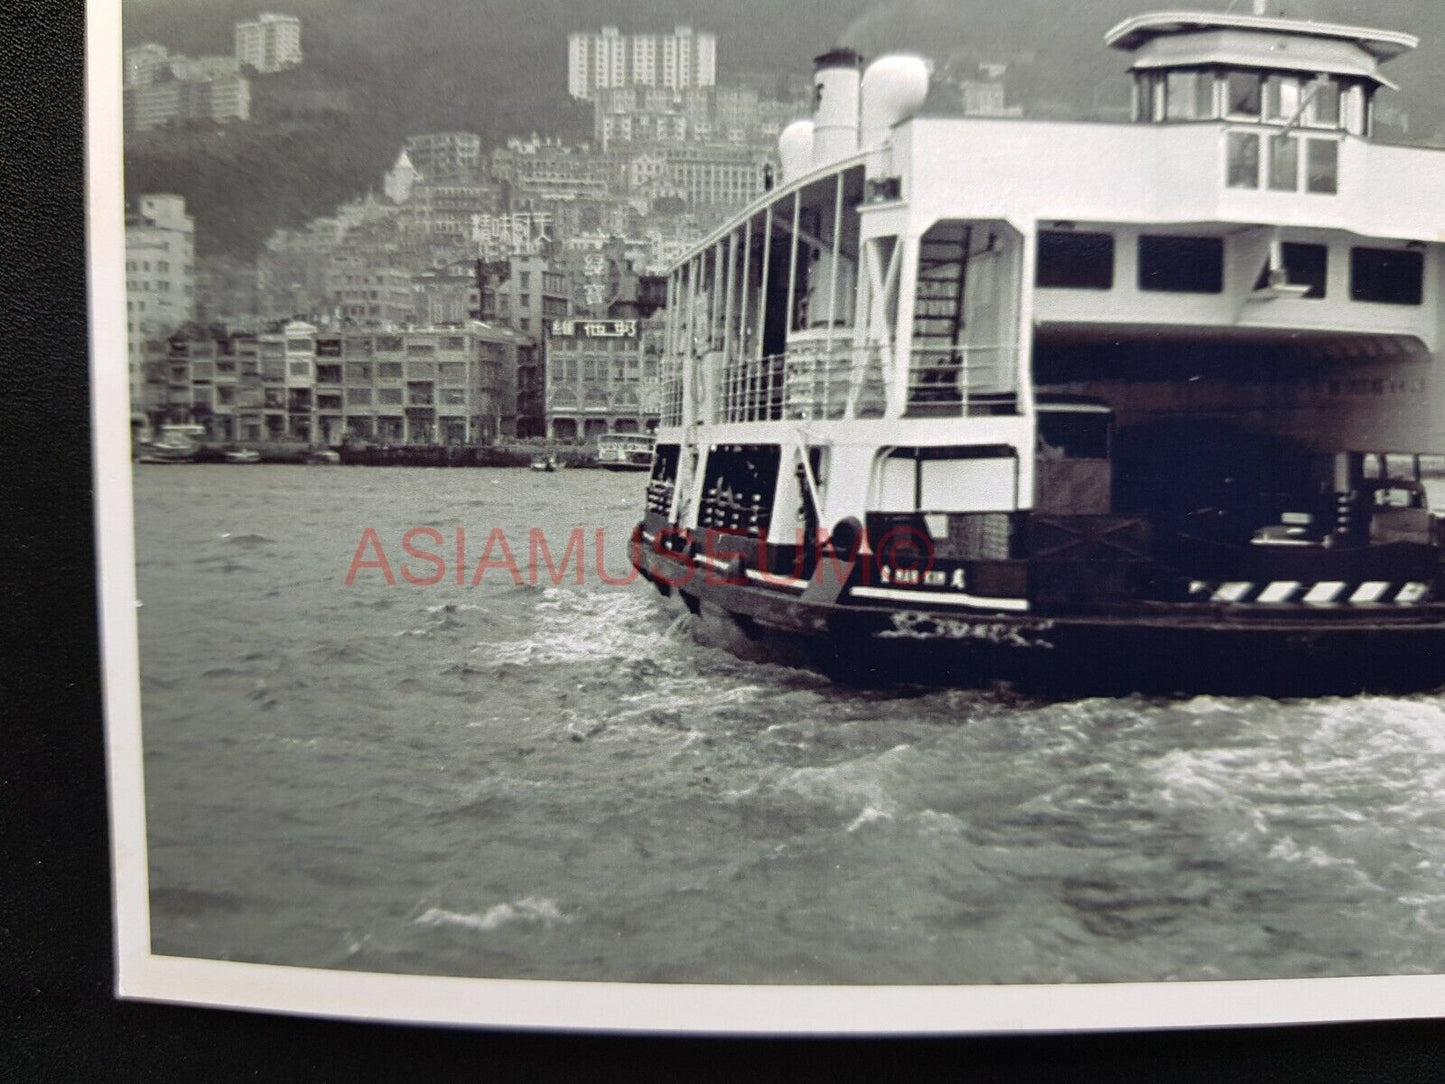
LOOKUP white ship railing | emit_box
[717,345,887,423]
[905,344,1012,414]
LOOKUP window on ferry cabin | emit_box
[1305,139,1339,194]
[1227,132,1260,188]
[1165,70,1215,120]
[1138,235,1224,293]
[1035,231,1114,290]
[1267,136,1299,191]
[1350,247,1424,305]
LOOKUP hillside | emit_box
[122,0,1445,258]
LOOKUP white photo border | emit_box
[90,0,1445,1033]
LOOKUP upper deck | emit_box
[657,9,1445,451]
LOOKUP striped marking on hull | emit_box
[1193,580,1432,606]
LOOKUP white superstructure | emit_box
[646,10,1445,550]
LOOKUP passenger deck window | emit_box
[1306,139,1339,194]
[1035,231,1114,289]
[1351,247,1424,306]
[1138,235,1224,294]
[1038,411,1110,460]
[1268,136,1298,191]
[1227,132,1259,188]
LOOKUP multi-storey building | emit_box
[410,255,569,337]
[124,43,171,88]
[334,265,414,325]
[126,194,195,412]
[495,255,571,336]
[402,132,483,181]
[123,70,251,131]
[234,13,302,74]
[397,180,500,249]
[156,321,524,445]
[567,25,715,100]
[657,144,770,210]
[544,314,663,441]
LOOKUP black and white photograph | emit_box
[89,0,1445,1032]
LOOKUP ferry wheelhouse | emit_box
[630,9,1445,693]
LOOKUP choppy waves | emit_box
[137,466,1445,983]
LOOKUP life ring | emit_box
[828,516,864,558]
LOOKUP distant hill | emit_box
[122,0,1445,257]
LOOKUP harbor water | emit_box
[138,466,1445,984]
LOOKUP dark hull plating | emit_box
[632,534,1445,697]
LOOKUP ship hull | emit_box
[631,533,1445,696]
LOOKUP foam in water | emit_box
[483,588,679,666]
[413,897,570,933]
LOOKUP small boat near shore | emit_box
[223,449,261,464]
[597,433,656,472]
[136,424,204,464]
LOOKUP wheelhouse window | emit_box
[1138,235,1224,294]
[1035,231,1114,290]
[1255,242,1328,299]
[1165,70,1215,120]
[1226,71,1262,119]
[1350,247,1424,306]
[1310,79,1341,128]
[1264,75,1301,122]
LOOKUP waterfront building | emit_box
[545,313,663,441]
[126,194,195,413]
[156,321,525,445]
[568,25,716,101]
[403,132,483,181]
[235,13,302,74]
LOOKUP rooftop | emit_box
[1106,11,1418,62]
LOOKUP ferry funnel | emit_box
[778,119,816,184]
[860,54,930,149]
[811,47,863,169]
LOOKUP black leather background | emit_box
[4,0,1445,1076]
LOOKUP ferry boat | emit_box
[597,432,657,471]
[629,7,1445,694]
